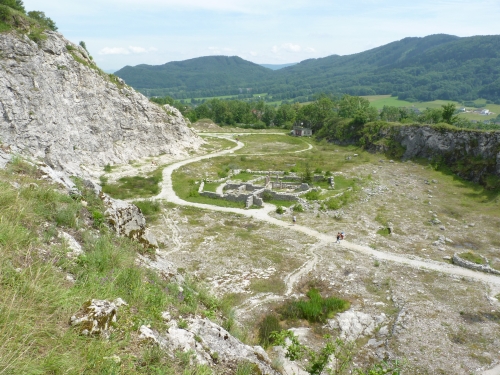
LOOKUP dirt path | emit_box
[153,134,500,291]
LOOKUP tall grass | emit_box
[279,289,350,323]
[0,166,226,374]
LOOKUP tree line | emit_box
[151,94,500,132]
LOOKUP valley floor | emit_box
[104,130,500,374]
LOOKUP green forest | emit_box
[116,34,500,104]
[152,94,500,131]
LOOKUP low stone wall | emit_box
[198,181,205,193]
[199,191,222,199]
[224,183,264,192]
[452,253,500,275]
[261,189,299,202]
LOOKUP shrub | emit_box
[262,191,273,202]
[279,289,350,323]
[304,190,321,201]
[276,206,285,214]
[258,314,281,348]
[103,164,112,172]
[293,204,304,212]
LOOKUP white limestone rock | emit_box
[59,231,83,258]
[70,299,125,338]
[328,310,386,341]
[100,191,158,248]
[139,318,278,374]
[0,31,202,179]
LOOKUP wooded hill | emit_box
[114,34,500,103]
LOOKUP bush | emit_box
[276,206,285,214]
[304,190,321,201]
[293,204,304,212]
[279,289,350,323]
[258,314,281,347]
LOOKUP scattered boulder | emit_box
[328,310,386,341]
[100,191,158,249]
[70,299,127,338]
[59,231,83,258]
[138,317,278,374]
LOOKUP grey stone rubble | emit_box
[70,298,128,338]
[79,178,158,248]
[327,310,387,342]
[139,317,278,374]
[59,231,84,258]
[0,31,201,179]
[452,253,500,275]
[0,148,12,168]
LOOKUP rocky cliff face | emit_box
[394,125,500,183]
[364,124,500,186]
[0,31,201,177]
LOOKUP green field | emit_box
[364,95,498,121]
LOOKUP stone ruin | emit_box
[198,170,332,208]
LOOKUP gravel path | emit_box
[151,133,500,374]
[154,133,500,290]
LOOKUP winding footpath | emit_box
[152,133,500,374]
[155,134,500,289]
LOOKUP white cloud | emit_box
[99,46,157,55]
[129,46,158,53]
[272,43,309,54]
[99,47,130,55]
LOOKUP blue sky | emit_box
[23,0,500,72]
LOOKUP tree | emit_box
[418,108,442,124]
[380,106,400,122]
[79,41,89,53]
[0,0,25,13]
[338,95,377,124]
[441,103,458,124]
[27,10,58,31]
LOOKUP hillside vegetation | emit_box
[115,34,500,103]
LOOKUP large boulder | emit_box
[69,298,127,338]
[100,191,158,249]
[139,317,279,374]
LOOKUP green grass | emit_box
[258,314,282,348]
[235,134,308,155]
[202,182,220,192]
[267,199,296,208]
[232,171,258,182]
[459,252,485,265]
[133,199,162,222]
[102,167,163,199]
[279,289,350,323]
[0,163,233,374]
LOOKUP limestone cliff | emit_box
[359,123,500,187]
[0,31,201,177]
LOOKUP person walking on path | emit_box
[336,232,341,243]
[292,215,296,225]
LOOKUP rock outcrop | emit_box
[139,318,278,374]
[366,124,500,184]
[0,31,201,178]
[70,298,128,338]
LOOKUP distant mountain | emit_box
[115,56,272,98]
[259,63,297,70]
[115,34,500,102]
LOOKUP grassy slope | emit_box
[0,159,223,374]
